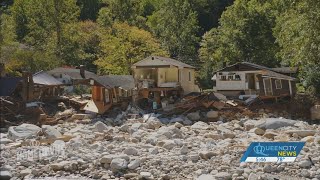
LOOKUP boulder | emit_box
[100,154,130,164]
[206,111,219,119]
[8,124,41,140]
[128,159,140,170]
[42,125,62,139]
[0,170,11,180]
[187,112,201,121]
[146,117,162,129]
[162,140,176,150]
[285,130,317,137]
[199,151,217,160]
[180,145,188,154]
[182,119,193,125]
[94,121,109,132]
[123,147,139,156]
[197,174,214,180]
[0,138,13,144]
[110,158,128,171]
[170,117,184,123]
[298,160,312,168]
[204,133,224,140]
[250,128,265,135]
[140,172,153,180]
[50,161,70,171]
[20,168,32,177]
[191,121,209,130]
[214,172,232,179]
[157,126,183,139]
[256,118,297,129]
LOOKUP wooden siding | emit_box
[271,79,290,96]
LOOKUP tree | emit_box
[77,0,102,21]
[94,22,168,75]
[274,0,320,94]
[147,0,200,64]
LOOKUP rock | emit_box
[0,170,12,180]
[263,132,278,139]
[162,140,176,150]
[197,174,214,180]
[301,169,310,178]
[189,153,199,162]
[110,158,128,171]
[285,130,317,137]
[42,125,62,139]
[149,147,159,154]
[128,159,140,170]
[256,118,297,129]
[130,123,144,133]
[214,172,232,179]
[100,154,129,164]
[124,173,139,179]
[50,161,70,171]
[206,110,219,119]
[174,122,184,128]
[124,147,139,156]
[263,164,276,173]
[199,151,217,160]
[191,121,209,130]
[180,145,188,154]
[139,172,153,179]
[0,138,13,144]
[251,128,265,135]
[170,117,184,123]
[248,173,259,180]
[119,124,130,132]
[182,119,193,125]
[298,160,312,168]
[8,123,41,140]
[187,112,201,121]
[301,136,315,143]
[71,113,93,120]
[204,133,224,140]
[146,117,162,129]
[157,126,183,139]
[94,121,109,132]
[20,168,32,177]
[223,132,235,139]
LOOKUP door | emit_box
[247,73,256,89]
[263,78,273,96]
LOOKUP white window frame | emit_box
[105,89,110,103]
[275,79,282,89]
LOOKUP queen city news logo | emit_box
[240,142,305,162]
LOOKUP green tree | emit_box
[274,0,320,94]
[147,0,200,64]
[77,0,102,21]
[94,22,168,75]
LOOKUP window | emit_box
[227,75,234,80]
[235,75,241,80]
[275,79,282,89]
[188,71,191,81]
[220,75,227,81]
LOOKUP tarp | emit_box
[0,77,22,96]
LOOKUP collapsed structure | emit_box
[212,62,297,98]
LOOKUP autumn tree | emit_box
[94,22,168,75]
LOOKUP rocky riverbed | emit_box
[0,113,320,180]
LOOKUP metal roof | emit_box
[94,75,135,90]
[132,56,195,69]
[271,67,298,74]
[0,77,22,96]
[47,67,97,80]
[33,71,63,86]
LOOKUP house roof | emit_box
[132,56,195,69]
[94,75,135,90]
[47,67,97,80]
[0,77,22,96]
[33,71,64,86]
[215,62,296,81]
[271,67,298,74]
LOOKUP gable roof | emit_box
[132,56,195,69]
[33,71,64,86]
[47,67,97,80]
[93,75,135,90]
[216,62,296,81]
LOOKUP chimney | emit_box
[79,65,85,78]
[0,63,5,77]
[151,56,154,60]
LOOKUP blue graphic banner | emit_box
[240,142,305,162]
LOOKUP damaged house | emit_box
[32,71,64,100]
[84,75,135,114]
[212,62,297,97]
[132,56,200,109]
[47,66,97,93]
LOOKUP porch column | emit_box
[289,80,292,96]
